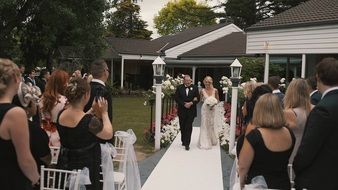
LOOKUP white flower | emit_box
[280,78,286,83]
[143,101,147,106]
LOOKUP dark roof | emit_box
[179,32,247,57]
[152,22,230,50]
[247,0,338,31]
[106,37,164,56]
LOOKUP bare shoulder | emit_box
[5,106,26,119]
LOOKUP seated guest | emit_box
[239,94,295,189]
[57,78,113,190]
[12,82,51,170]
[0,58,39,189]
[306,75,321,105]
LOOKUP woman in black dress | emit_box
[57,78,113,190]
[239,94,295,189]
[0,59,40,189]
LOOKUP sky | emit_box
[136,0,223,39]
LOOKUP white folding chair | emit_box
[50,146,60,165]
[100,133,127,190]
[288,163,295,188]
[40,165,82,190]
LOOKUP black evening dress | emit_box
[245,127,295,189]
[0,103,32,190]
[56,111,101,190]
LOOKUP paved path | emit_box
[141,127,224,190]
[138,102,234,190]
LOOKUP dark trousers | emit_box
[178,113,195,146]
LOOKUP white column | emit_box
[120,57,124,88]
[110,58,114,82]
[301,54,306,78]
[154,84,162,150]
[229,86,238,154]
[192,66,196,84]
[264,54,270,83]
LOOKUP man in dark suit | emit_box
[84,59,112,122]
[175,75,200,151]
[293,57,338,189]
[268,76,284,104]
[36,69,50,94]
[306,75,322,105]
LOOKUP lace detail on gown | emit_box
[198,88,218,149]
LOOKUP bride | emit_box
[198,76,219,149]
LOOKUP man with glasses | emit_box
[84,59,113,123]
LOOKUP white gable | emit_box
[246,24,338,54]
[165,24,243,58]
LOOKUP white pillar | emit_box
[110,58,114,82]
[154,84,162,150]
[301,54,306,78]
[264,54,270,83]
[229,86,238,154]
[120,57,124,88]
[192,66,196,84]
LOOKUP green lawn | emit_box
[112,96,154,155]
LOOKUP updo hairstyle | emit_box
[65,77,90,104]
[0,58,21,97]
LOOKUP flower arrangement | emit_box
[219,122,231,153]
[205,96,218,110]
[219,76,232,94]
[160,117,180,147]
[162,74,183,97]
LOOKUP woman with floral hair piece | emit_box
[57,77,113,189]
[13,82,51,171]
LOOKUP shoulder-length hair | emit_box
[41,69,69,114]
[252,93,286,129]
[284,78,312,114]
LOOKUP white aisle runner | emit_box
[141,127,224,190]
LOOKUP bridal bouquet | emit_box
[205,96,218,110]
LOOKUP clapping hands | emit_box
[92,97,108,118]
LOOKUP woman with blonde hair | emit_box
[40,69,69,146]
[239,94,295,189]
[283,78,312,163]
[198,76,219,149]
[0,59,39,189]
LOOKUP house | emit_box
[246,0,338,82]
[106,22,248,90]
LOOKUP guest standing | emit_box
[0,58,39,190]
[239,94,295,189]
[268,76,284,104]
[40,69,69,146]
[306,75,322,105]
[57,78,113,190]
[283,79,312,163]
[36,68,50,94]
[84,59,112,122]
[293,57,338,189]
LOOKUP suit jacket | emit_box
[175,84,200,117]
[36,78,47,93]
[293,89,338,190]
[310,90,322,105]
[84,81,113,122]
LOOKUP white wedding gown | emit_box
[198,88,218,149]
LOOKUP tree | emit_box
[154,0,217,36]
[220,0,308,29]
[239,57,283,82]
[105,0,152,39]
[1,0,108,70]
